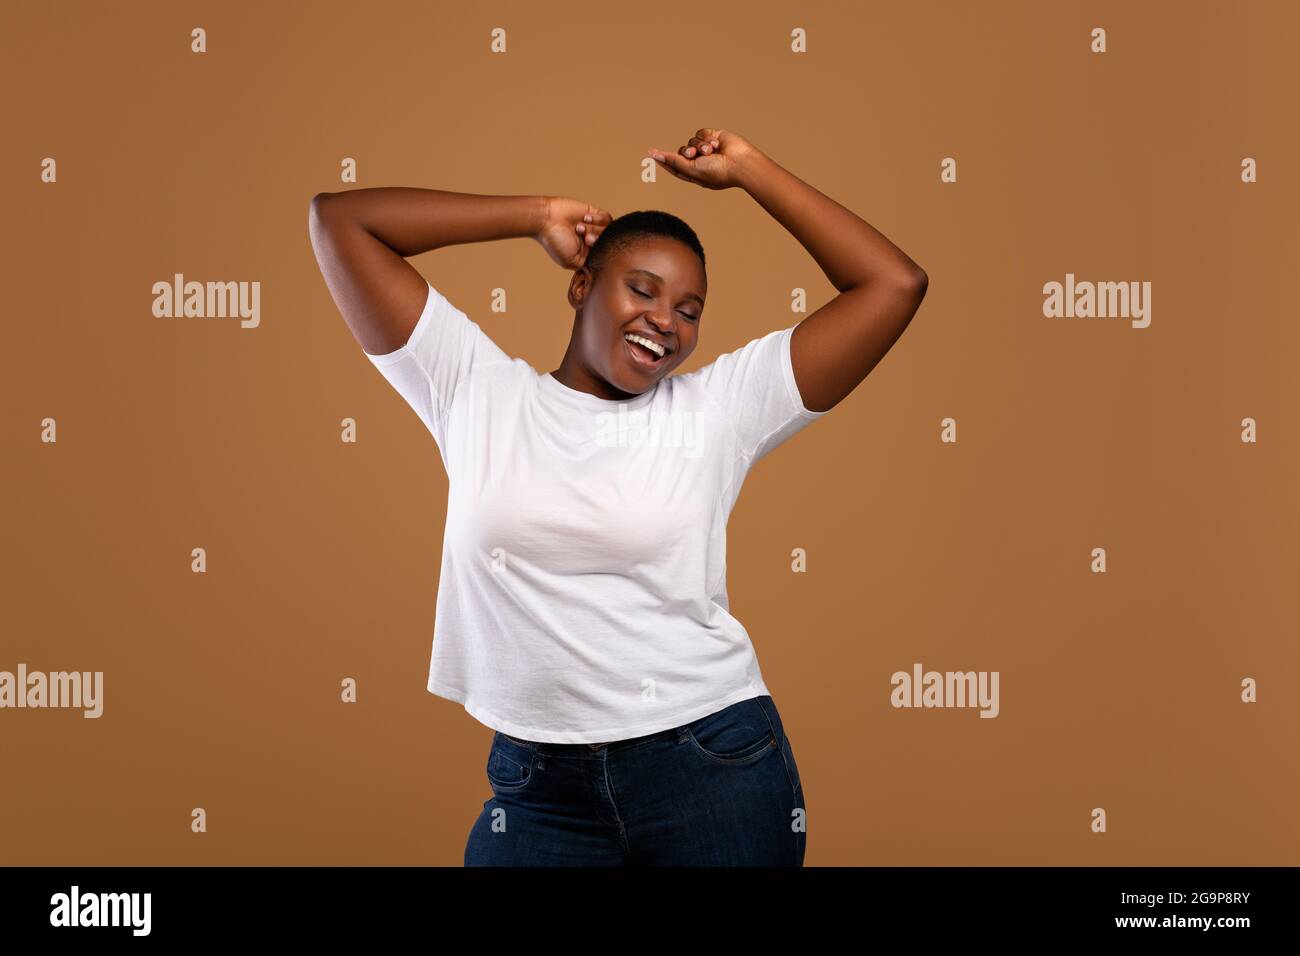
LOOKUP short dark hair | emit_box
[584,209,706,281]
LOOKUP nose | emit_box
[642,308,674,336]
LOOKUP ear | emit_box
[566,266,592,310]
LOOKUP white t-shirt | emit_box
[364,280,827,742]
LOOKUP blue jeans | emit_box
[464,694,806,866]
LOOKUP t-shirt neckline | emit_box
[540,370,657,412]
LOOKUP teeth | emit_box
[624,333,665,358]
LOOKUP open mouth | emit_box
[624,333,668,370]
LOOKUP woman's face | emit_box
[569,235,706,396]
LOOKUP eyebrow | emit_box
[627,269,705,307]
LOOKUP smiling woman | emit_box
[548,210,708,400]
[308,126,927,868]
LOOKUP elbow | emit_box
[883,260,927,295]
[308,193,340,235]
[902,265,928,300]
[844,266,928,297]
[309,191,341,222]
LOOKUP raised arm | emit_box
[649,129,927,414]
[307,188,551,355]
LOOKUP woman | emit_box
[308,127,927,866]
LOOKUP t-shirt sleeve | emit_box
[363,280,511,449]
[687,323,828,468]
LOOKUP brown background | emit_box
[4,0,1297,865]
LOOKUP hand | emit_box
[534,196,613,270]
[647,128,759,190]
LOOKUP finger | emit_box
[686,135,713,156]
[653,159,690,184]
[695,129,722,153]
[649,150,702,187]
[649,149,696,178]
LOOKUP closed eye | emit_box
[630,285,698,321]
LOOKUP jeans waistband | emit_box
[498,694,778,757]
[501,719,697,757]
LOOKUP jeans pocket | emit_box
[685,697,779,766]
[486,733,534,792]
[778,731,803,798]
